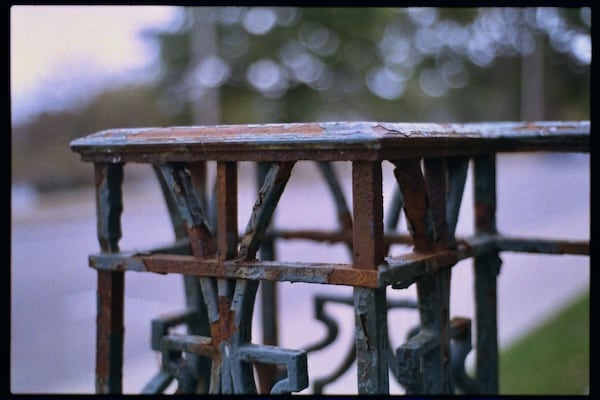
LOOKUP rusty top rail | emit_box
[70,120,589,163]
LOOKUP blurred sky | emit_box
[10,5,180,125]
[10,6,590,126]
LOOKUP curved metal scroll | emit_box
[450,317,480,394]
[303,294,419,394]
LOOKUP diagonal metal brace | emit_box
[158,163,214,257]
[239,161,295,260]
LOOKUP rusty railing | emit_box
[70,120,589,394]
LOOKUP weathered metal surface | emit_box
[410,270,454,394]
[423,157,450,249]
[70,121,590,163]
[351,161,388,394]
[255,162,282,394]
[216,162,238,261]
[150,157,310,394]
[153,164,212,392]
[495,236,590,255]
[194,276,308,394]
[354,287,389,394]
[238,344,308,394]
[76,120,590,395]
[239,161,295,261]
[473,155,501,394]
[158,164,215,257]
[445,157,470,245]
[95,270,124,394]
[94,163,125,394]
[141,370,173,394]
[392,158,434,252]
[450,317,480,394]
[393,156,455,394]
[352,161,385,269]
[90,253,379,287]
[150,308,199,351]
[396,327,439,392]
[88,231,588,289]
[303,294,418,394]
[95,163,123,253]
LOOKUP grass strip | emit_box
[499,290,589,395]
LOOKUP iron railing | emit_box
[70,120,589,394]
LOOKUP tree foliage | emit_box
[146,6,590,124]
[12,7,590,192]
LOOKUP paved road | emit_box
[11,154,589,394]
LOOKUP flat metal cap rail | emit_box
[70,120,590,162]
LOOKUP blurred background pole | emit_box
[190,7,220,125]
[521,31,545,121]
[521,44,544,121]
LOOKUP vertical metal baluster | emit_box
[256,162,279,393]
[352,161,389,394]
[444,158,479,394]
[445,157,469,246]
[423,157,454,393]
[473,155,502,394]
[94,162,124,394]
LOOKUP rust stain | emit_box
[559,242,590,255]
[475,203,493,232]
[187,225,215,258]
[328,267,378,287]
[129,123,325,140]
[359,313,371,349]
[209,296,238,346]
[512,122,577,131]
[186,337,218,358]
[373,123,461,138]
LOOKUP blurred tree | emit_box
[13,7,590,193]
[144,6,590,124]
[12,84,172,191]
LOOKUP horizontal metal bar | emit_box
[266,229,413,246]
[88,234,588,288]
[162,334,216,358]
[89,254,380,287]
[71,121,589,163]
[494,236,589,255]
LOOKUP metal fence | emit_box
[70,120,589,394]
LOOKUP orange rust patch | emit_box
[512,122,576,131]
[328,267,379,287]
[187,337,218,357]
[129,123,325,140]
[209,296,237,345]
